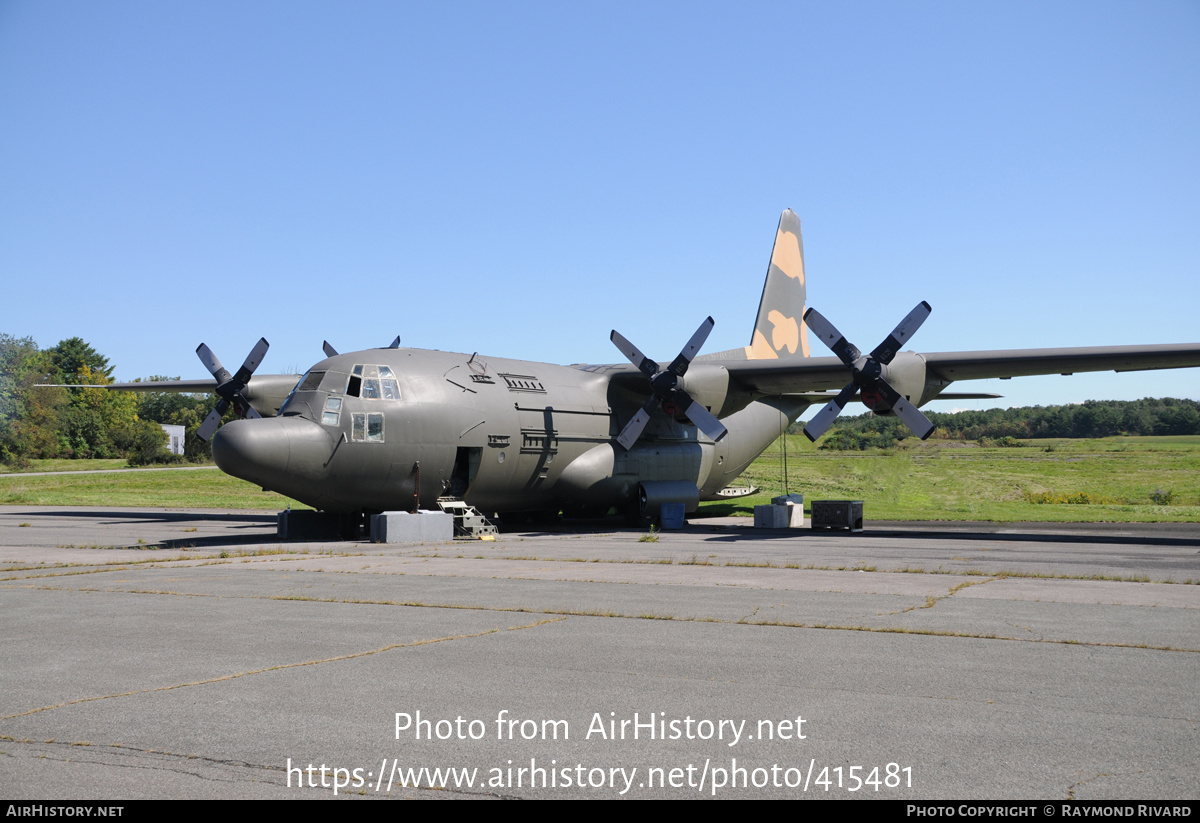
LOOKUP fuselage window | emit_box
[351,412,385,442]
[298,371,325,392]
[322,396,341,426]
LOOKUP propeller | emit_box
[195,338,270,441]
[802,302,936,442]
[610,317,729,450]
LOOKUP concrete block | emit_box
[754,504,790,529]
[370,510,454,544]
[755,502,805,528]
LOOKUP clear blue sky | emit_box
[2,1,1197,415]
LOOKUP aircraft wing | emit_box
[714,343,1200,396]
[102,379,218,392]
[38,379,220,392]
[38,374,301,418]
[921,344,1200,381]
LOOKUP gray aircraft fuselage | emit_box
[212,348,804,515]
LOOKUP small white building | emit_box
[160,424,185,455]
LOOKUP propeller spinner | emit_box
[802,302,936,442]
[610,317,729,450]
[195,338,270,441]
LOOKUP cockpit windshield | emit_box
[345,365,401,400]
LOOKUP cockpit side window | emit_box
[280,370,327,414]
[298,371,325,392]
[322,396,341,426]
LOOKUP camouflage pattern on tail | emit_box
[744,209,809,359]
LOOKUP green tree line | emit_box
[794,397,1200,450]
[0,334,219,466]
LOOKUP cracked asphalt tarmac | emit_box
[1,507,1197,799]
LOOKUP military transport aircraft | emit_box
[107,210,1200,521]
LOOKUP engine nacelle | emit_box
[677,364,755,420]
[243,373,304,417]
[863,351,957,414]
[864,352,928,414]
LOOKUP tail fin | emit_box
[744,209,809,359]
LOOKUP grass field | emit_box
[704,434,1200,522]
[1,436,1198,522]
[0,462,308,510]
[0,458,132,474]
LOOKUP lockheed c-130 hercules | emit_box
[110,210,1200,523]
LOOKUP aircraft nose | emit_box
[212,417,333,490]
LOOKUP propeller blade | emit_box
[610,330,660,378]
[803,308,861,366]
[803,381,858,442]
[196,344,232,384]
[388,336,401,349]
[869,301,932,365]
[323,341,338,358]
[680,393,728,443]
[616,398,657,450]
[241,401,262,421]
[197,401,228,442]
[667,316,715,376]
[871,378,936,440]
[230,338,269,387]
[891,397,935,440]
